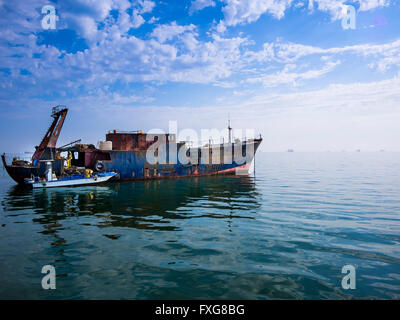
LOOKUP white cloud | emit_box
[112,92,154,103]
[63,14,98,40]
[218,0,390,28]
[209,75,400,151]
[0,5,251,95]
[0,0,398,107]
[148,16,160,24]
[312,0,389,20]
[244,38,400,72]
[137,0,155,14]
[57,0,155,40]
[151,22,197,43]
[189,0,216,14]
[222,0,293,26]
[129,0,156,29]
[57,0,114,41]
[215,21,227,33]
[246,60,340,87]
[358,0,388,11]
[131,12,145,28]
[312,0,347,20]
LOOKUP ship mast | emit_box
[228,114,232,144]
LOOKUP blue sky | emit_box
[1,0,400,152]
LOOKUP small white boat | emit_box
[24,161,118,188]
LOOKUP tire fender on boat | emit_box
[95,161,105,172]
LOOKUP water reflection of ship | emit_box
[2,175,260,236]
[1,176,260,276]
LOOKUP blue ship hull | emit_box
[100,140,262,181]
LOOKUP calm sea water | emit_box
[0,152,399,299]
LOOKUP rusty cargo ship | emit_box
[2,106,262,184]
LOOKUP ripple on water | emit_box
[0,152,400,299]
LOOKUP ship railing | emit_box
[180,135,262,148]
[107,130,144,134]
[2,153,33,164]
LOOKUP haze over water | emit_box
[0,152,399,299]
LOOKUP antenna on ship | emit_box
[228,114,232,144]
